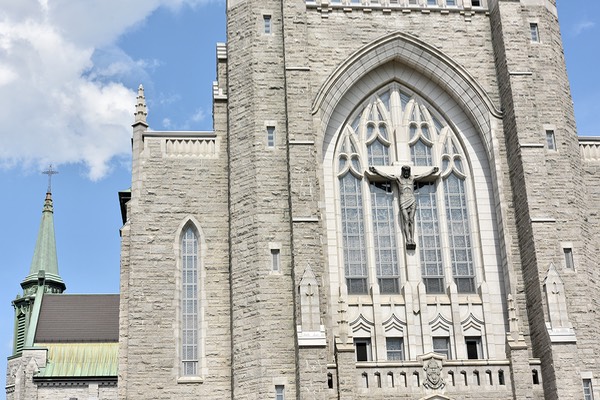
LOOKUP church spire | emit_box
[20,168,66,294]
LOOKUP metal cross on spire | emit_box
[42,164,59,193]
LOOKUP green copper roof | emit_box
[21,192,65,290]
[34,343,118,378]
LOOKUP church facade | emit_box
[7,0,600,399]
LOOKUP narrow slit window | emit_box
[264,15,272,34]
[584,379,594,400]
[530,23,540,42]
[564,248,574,269]
[271,248,281,271]
[267,126,276,147]
[532,370,540,385]
[275,385,285,400]
[546,130,556,150]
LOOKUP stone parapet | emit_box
[306,0,488,14]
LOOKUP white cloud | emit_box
[0,0,216,180]
[572,20,595,36]
[162,118,173,129]
[158,107,207,131]
[190,108,206,123]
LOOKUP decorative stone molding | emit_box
[315,30,502,164]
[418,352,446,390]
[298,265,327,347]
[143,131,219,158]
[213,81,227,101]
[579,137,600,161]
[543,263,576,343]
[164,138,218,158]
[506,294,526,348]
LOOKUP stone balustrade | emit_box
[142,131,219,158]
[579,137,600,161]
[328,359,543,397]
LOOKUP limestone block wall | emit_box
[276,3,526,400]
[118,127,230,399]
[226,1,298,399]
[579,157,600,397]
[112,1,600,400]
[490,0,599,398]
[35,383,117,400]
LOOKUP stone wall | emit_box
[114,1,600,399]
[118,125,231,398]
[227,1,298,399]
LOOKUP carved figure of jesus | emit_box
[369,165,439,249]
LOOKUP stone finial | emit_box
[506,294,526,347]
[337,293,349,345]
[134,84,148,126]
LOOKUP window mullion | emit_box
[362,176,377,293]
[436,180,453,294]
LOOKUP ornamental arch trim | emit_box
[315,31,501,160]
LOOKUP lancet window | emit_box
[335,83,477,295]
[181,226,199,375]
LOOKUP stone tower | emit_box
[116,1,600,399]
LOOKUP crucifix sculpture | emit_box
[369,164,438,250]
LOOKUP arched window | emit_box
[181,226,199,376]
[335,83,478,295]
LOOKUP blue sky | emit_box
[0,0,597,390]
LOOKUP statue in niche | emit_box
[369,165,438,249]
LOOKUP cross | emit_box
[42,165,59,193]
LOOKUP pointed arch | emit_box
[315,31,501,160]
[320,31,508,365]
[174,216,207,381]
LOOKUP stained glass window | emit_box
[335,83,477,296]
[182,227,199,375]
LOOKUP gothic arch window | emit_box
[334,83,478,295]
[181,225,199,375]
[175,219,206,381]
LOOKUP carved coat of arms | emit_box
[423,359,445,390]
